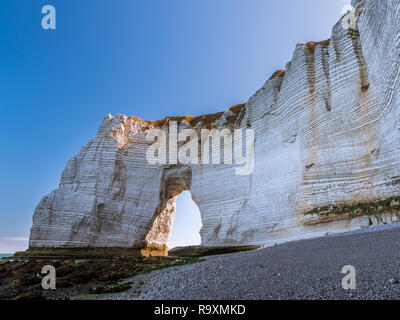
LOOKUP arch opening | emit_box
[169,191,202,249]
[144,166,202,254]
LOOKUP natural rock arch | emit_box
[27,1,400,257]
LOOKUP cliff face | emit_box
[30,0,400,250]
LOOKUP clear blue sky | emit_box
[0,0,350,253]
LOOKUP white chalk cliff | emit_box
[30,0,400,251]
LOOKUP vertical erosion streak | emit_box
[305,42,317,98]
[350,27,376,201]
[303,43,318,189]
[272,73,285,108]
[321,41,332,112]
[350,28,370,92]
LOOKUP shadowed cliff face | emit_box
[29,0,400,251]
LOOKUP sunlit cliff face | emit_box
[29,0,400,252]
